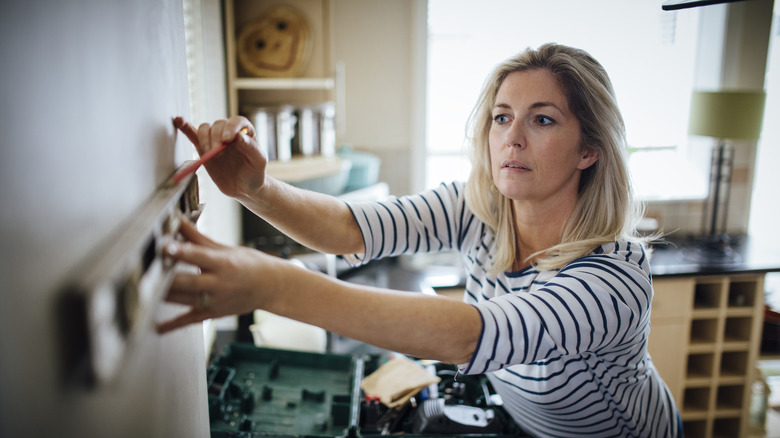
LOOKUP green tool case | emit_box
[207,343,525,437]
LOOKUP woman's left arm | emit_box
[158,218,482,365]
[461,249,652,374]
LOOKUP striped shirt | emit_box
[345,181,680,437]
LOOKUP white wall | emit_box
[330,0,776,237]
[749,1,780,244]
[641,0,774,235]
[333,0,426,196]
[721,0,773,234]
[0,1,209,436]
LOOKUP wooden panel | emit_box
[648,321,689,405]
[231,0,331,79]
[649,278,696,407]
[652,277,695,320]
[226,0,335,116]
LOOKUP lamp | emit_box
[688,90,766,260]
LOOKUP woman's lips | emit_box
[501,159,530,171]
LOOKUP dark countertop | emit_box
[338,257,439,293]
[649,234,780,277]
[338,235,780,291]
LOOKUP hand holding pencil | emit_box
[170,125,249,184]
[173,116,268,199]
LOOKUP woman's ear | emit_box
[577,148,599,170]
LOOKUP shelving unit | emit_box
[223,0,335,116]
[223,0,341,182]
[648,274,765,438]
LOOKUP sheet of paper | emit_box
[360,356,440,408]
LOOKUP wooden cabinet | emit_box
[649,274,765,438]
[224,0,335,116]
[223,0,342,182]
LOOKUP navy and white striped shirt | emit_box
[345,181,680,437]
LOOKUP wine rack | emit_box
[649,274,765,438]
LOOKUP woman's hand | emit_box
[157,217,287,334]
[173,116,267,199]
[157,219,480,365]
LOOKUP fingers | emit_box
[157,309,210,334]
[177,116,256,156]
[197,116,255,155]
[173,117,200,150]
[163,216,221,271]
[177,216,220,248]
[158,259,220,334]
[163,288,197,307]
[224,116,255,142]
[166,271,220,297]
[158,270,219,334]
[198,120,224,156]
[233,126,267,163]
[164,288,205,308]
[166,238,221,273]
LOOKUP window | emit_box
[748,1,780,241]
[425,0,709,200]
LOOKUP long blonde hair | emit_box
[465,43,646,274]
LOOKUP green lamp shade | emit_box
[689,90,766,140]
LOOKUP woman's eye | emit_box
[494,114,510,124]
[536,115,554,126]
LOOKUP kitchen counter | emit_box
[649,234,780,277]
[338,235,780,292]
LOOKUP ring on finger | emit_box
[196,291,211,311]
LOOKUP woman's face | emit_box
[489,69,597,208]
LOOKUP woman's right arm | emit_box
[158,218,481,365]
[241,177,364,255]
[175,116,364,256]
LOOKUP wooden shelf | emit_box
[266,156,346,183]
[224,0,336,116]
[224,0,339,184]
[232,77,335,90]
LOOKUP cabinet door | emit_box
[648,278,695,406]
[651,278,695,320]
[648,321,688,405]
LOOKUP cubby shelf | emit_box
[223,0,341,187]
[224,0,336,117]
[648,274,765,438]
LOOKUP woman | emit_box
[160,43,681,437]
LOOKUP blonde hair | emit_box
[465,43,647,274]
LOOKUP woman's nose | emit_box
[505,123,525,149]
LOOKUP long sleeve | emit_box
[460,243,652,375]
[343,181,467,265]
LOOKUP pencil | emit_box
[169,127,249,185]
